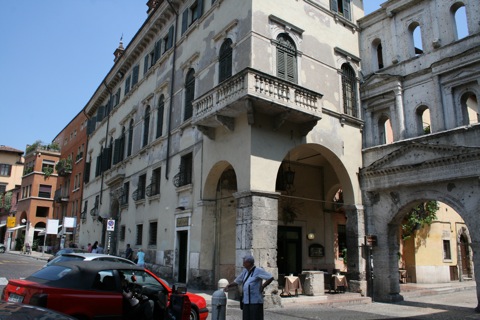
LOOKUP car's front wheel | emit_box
[190,308,199,320]
[0,247,5,253]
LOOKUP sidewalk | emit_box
[6,249,53,261]
[191,280,477,310]
[7,250,476,310]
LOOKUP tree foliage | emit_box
[402,201,439,240]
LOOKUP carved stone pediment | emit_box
[361,73,401,89]
[363,142,480,176]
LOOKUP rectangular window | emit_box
[36,206,49,218]
[42,160,55,174]
[443,240,452,260]
[147,167,161,196]
[175,153,193,187]
[133,174,146,201]
[0,164,12,176]
[38,184,52,198]
[120,225,126,241]
[121,182,129,205]
[163,25,174,52]
[149,221,158,245]
[337,224,347,259]
[81,200,88,220]
[0,184,6,194]
[136,224,143,245]
[330,0,351,20]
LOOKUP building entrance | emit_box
[277,226,302,276]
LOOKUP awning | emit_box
[7,225,26,232]
[0,223,6,228]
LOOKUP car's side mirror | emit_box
[172,284,187,294]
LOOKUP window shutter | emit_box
[156,99,165,138]
[181,9,188,34]
[87,117,97,136]
[343,0,351,20]
[330,0,338,12]
[143,111,150,148]
[132,65,139,86]
[184,70,195,121]
[95,154,102,177]
[154,40,161,62]
[287,52,296,83]
[97,106,105,122]
[167,26,174,50]
[277,49,286,80]
[113,138,121,165]
[144,55,149,74]
[125,75,131,94]
[197,0,204,17]
[219,39,233,83]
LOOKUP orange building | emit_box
[53,111,88,249]
[14,143,60,251]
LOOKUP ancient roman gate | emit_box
[360,127,480,303]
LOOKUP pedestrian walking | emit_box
[96,243,104,254]
[125,244,133,261]
[136,248,145,267]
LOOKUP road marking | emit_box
[0,277,8,285]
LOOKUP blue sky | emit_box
[0,1,466,152]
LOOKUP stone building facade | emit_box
[79,0,366,298]
[358,0,480,305]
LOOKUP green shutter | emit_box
[182,9,188,34]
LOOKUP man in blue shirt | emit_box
[224,254,274,320]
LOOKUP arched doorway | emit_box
[274,144,363,291]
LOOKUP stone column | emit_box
[393,84,405,140]
[197,200,217,287]
[233,190,281,308]
[470,240,480,311]
[345,204,367,296]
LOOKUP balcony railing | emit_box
[54,189,69,203]
[193,68,322,130]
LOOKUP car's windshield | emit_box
[120,270,165,289]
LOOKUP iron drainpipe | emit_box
[100,80,113,204]
[165,0,179,181]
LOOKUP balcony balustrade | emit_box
[193,68,322,136]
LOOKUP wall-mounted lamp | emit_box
[307,232,315,240]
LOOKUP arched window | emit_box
[451,3,468,40]
[219,38,233,83]
[276,33,297,83]
[156,95,165,139]
[379,115,393,145]
[416,105,431,135]
[461,92,479,126]
[341,63,357,117]
[127,119,134,157]
[409,22,423,56]
[184,69,195,121]
[142,106,151,148]
[376,42,384,69]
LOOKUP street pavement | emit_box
[4,250,479,319]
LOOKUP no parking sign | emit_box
[107,219,115,231]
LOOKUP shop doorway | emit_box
[177,230,188,283]
[277,226,302,276]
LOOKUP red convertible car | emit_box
[1,260,208,320]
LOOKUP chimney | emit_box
[113,38,125,62]
[146,0,161,15]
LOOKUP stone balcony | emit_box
[192,68,323,138]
